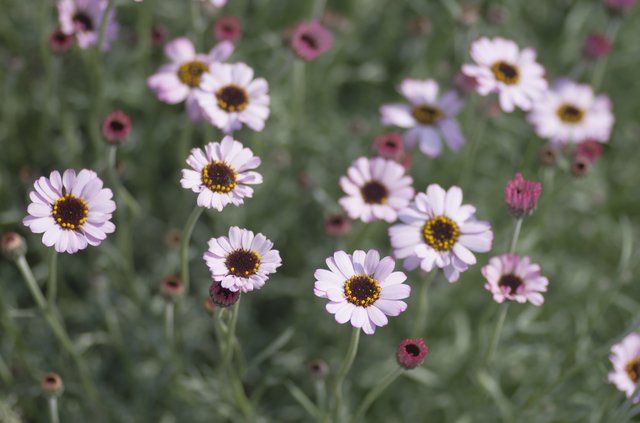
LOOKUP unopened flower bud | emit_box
[505,173,542,218]
[606,0,637,14]
[307,359,329,379]
[571,155,592,177]
[102,111,131,146]
[204,297,217,315]
[1,232,26,259]
[160,276,184,301]
[214,16,241,43]
[41,373,64,397]
[49,28,73,54]
[165,229,182,250]
[325,214,351,237]
[584,34,612,60]
[372,132,403,160]
[209,280,240,308]
[396,338,428,370]
[539,144,559,165]
[575,139,603,163]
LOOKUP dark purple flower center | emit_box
[301,34,318,49]
[360,181,388,204]
[72,12,94,31]
[216,85,249,112]
[201,161,237,193]
[491,61,519,85]
[109,120,125,132]
[422,216,460,252]
[498,274,523,294]
[225,249,261,277]
[405,343,421,356]
[344,274,380,307]
[52,194,88,230]
[627,358,639,383]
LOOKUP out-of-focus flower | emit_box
[454,71,479,95]
[22,169,116,254]
[204,227,282,293]
[372,132,404,160]
[209,280,241,307]
[458,2,481,26]
[49,28,74,54]
[389,184,493,283]
[399,151,412,172]
[291,20,334,61]
[539,144,559,165]
[195,62,270,133]
[214,16,241,43]
[1,232,27,260]
[584,33,612,60]
[486,4,509,25]
[307,359,329,379]
[165,228,182,249]
[57,0,118,51]
[527,79,614,146]
[180,136,262,211]
[314,249,410,335]
[575,139,603,163]
[325,214,351,237]
[380,79,466,158]
[41,373,64,397]
[321,9,352,33]
[159,275,184,301]
[408,16,432,36]
[196,0,227,6]
[396,338,428,369]
[608,332,640,402]
[147,37,234,122]
[505,173,542,218]
[150,24,168,47]
[204,297,217,314]
[606,0,637,13]
[571,155,592,177]
[462,37,548,112]
[101,110,131,145]
[339,157,414,223]
[482,254,548,305]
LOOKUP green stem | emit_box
[165,302,174,350]
[47,249,58,306]
[411,269,437,337]
[334,327,361,422]
[178,117,195,167]
[224,296,241,368]
[108,146,141,216]
[349,367,403,423]
[591,19,620,92]
[312,0,327,18]
[477,302,509,370]
[0,351,13,385]
[48,397,60,423]
[292,60,306,122]
[315,379,327,422]
[180,205,205,296]
[190,0,202,52]
[507,217,523,255]
[96,0,115,54]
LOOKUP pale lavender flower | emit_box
[608,332,640,402]
[482,254,548,305]
[57,0,118,50]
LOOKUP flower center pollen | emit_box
[422,216,460,252]
[627,358,640,383]
[216,84,249,112]
[225,250,261,277]
[201,161,238,193]
[491,61,519,85]
[412,105,442,125]
[72,12,94,31]
[52,194,88,230]
[557,104,584,124]
[344,274,380,307]
[177,61,209,88]
[497,274,524,294]
[360,181,388,204]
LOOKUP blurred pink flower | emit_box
[608,332,640,402]
[57,0,118,50]
[372,132,404,160]
[396,338,428,369]
[49,28,73,54]
[606,0,637,12]
[584,33,612,60]
[325,214,351,237]
[214,16,241,43]
[101,110,131,145]
[505,173,541,218]
[482,254,548,305]
[291,20,334,61]
[575,139,603,162]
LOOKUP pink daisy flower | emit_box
[314,249,410,335]
[461,37,548,113]
[147,37,234,122]
[389,184,493,283]
[481,254,548,305]
[505,173,541,218]
[22,169,116,254]
[57,0,119,51]
[194,62,270,133]
[214,16,241,43]
[291,20,334,61]
[608,332,640,402]
[180,135,262,211]
[339,157,414,223]
[380,79,466,158]
[204,227,282,293]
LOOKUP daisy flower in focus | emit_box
[147,37,234,122]
[461,37,548,112]
[57,0,119,50]
[180,136,262,211]
[22,169,116,254]
[194,62,270,133]
[291,20,334,61]
[482,254,548,305]
[389,184,493,282]
[314,249,410,335]
[204,227,282,293]
[339,157,414,223]
[527,79,614,146]
[380,79,466,158]
[608,332,640,402]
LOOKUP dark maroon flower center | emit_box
[72,12,94,31]
[216,85,249,112]
[109,120,125,132]
[360,181,388,204]
[491,61,519,85]
[301,34,318,49]
[627,358,639,383]
[405,343,421,356]
[344,274,380,307]
[55,33,68,42]
[225,250,261,277]
[498,274,523,294]
[52,194,88,230]
[201,161,237,193]
[422,216,460,252]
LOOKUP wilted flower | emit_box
[608,332,640,402]
[307,359,329,379]
[57,0,118,50]
[49,28,73,54]
[408,17,432,36]
[325,214,351,237]
[209,280,241,307]
[539,144,559,165]
[584,33,612,60]
[291,20,334,61]
[41,373,64,397]
[101,111,131,145]
[486,4,509,25]
[214,16,241,43]
[165,228,182,249]
[159,275,184,301]
[396,338,428,370]
[575,139,603,163]
[482,254,548,305]
[1,232,27,260]
[505,173,542,218]
[571,155,592,177]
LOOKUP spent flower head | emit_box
[49,28,73,54]
[396,338,428,370]
[291,20,334,61]
[584,33,612,60]
[209,280,241,307]
[41,373,64,397]
[505,173,542,218]
[102,111,131,145]
[608,332,640,402]
[214,16,241,43]
[159,276,184,301]
[372,132,404,160]
[575,139,603,163]
[1,232,27,260]
[325,214,351,238]
[482,254,548,305]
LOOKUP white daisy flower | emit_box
[339,157,414,223]
[388,184,493,283]
[180,136,262,211]
[608,332,640,403]
[461,37,548,112]
[482,254,549,305]
[379,78,466,158]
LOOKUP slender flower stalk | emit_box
[477,302,509,370]
[165,302,175,349]
[180,205,205,296]
[49,397,60,423]
[48,249,58,305]
[349,367,403,423]
[457,100,490,189]
[333,327,360,421]
[224,295,241,368]
[507,217,523,255]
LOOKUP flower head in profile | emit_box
[314,249,410,335]
[482,254,548,305]
[147,37,234,122]
[396,338,428,370]
[608,332,640,402]
[180,136,262,211]
[325,214,351,237]
[204,227,282,293]
[214,16,241,43]
[575,139,603,163]
[389,184,493,283]
[102,110,131,145]
[527,79,614,146]
[22,169,116,254]
[57,0,119,51]
[462,37,548,112]
[339,157,414,223]
[380,79,466,158]
[372,132,404,161]
[505,173,541,218]
[292,20,334,61]
[209,280,240,307]
[1,232,27,260]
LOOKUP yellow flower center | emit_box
[201,161,238,193]
[556,104,584,124]
[344,274,380,308]
[422,216,460,252]
[178,61,209,88]
[52,194,88,230]
[412,105,442,125]
[491,61,519,85]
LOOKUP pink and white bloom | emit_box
[291,20,334,61]
[482,254,548,305]
[380,79,466,158]
[389,184,493,283]
[505,173,541,218]
[22,169,116,254]
[57,0,119,50]
[608,333,640,402]
[196,0,227,7]
[462,37,548,112]
[180,136,262,211]
[314,250,410,335]
[339,157,414,223]
[147,37,234,122]
[204,227,281,293]
[194,62,270,133]
[527,79,614,146]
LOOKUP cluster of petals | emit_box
[527,79,614,146]
[291,20,334,61]
[204,227,282,293]
[180,136,262,211]
[462,37,548,113]
[380,79,466,158]
[505,173,541,218]
[314,250,410,335]
[57,0,118,50]
[608,332,640,402]
[389,184,493,283]
[147,37,234,122]
[339,157,414,223]
[481,254,548,305]
[22,169,116,254]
